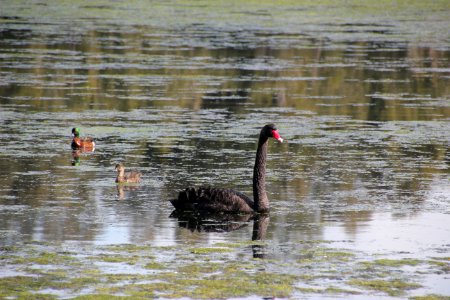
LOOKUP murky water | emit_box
[1,1,449,299]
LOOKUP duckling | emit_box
[71,127,95,151]
[115,163,142,184]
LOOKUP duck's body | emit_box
[115,163,142,184]
[71,128,95,151]
[170,124,283,214]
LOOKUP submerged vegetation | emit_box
[348,279,421,297]
[0,241,448,299]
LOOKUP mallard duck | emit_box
[71,127,95,151]
[115,163,142,184]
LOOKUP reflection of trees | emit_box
[0,153,100,243]
[271,130,448,238]
[1,28,449,119]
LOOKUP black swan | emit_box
[170,124,283,213]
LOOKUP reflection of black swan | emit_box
[171,211,270,258]
[170,211,253,232]
[170,124,283,213]
[251,214,270,259]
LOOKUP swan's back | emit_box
[171,187,254,213]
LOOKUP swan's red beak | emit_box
[271,130,283,143]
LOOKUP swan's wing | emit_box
[171,187,254,213]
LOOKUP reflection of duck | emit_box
[71,127,95,151]
[115,163,142,184]
[71,150,81,166]
[170,124,283,213]
[171,211,269,258]
[116,184,140,200]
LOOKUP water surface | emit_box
[0,1,449,299]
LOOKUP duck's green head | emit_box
[71,127,80,138]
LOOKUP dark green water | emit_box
[0,1,449,299]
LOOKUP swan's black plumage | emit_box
[171,187,255,213]
[170,124,283,213]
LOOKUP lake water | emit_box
[0,1,449,299]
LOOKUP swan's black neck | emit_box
[253,132,269,212]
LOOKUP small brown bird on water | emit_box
[115,163,142,184]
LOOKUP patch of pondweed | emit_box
[324,286,361,295]
[410,295,450,300]
[68,276,102,291]
[428,258,450,273]
[122,282,172,298]
[178,262,223,275]
[105,258,298,299]
[212,241,253,248]
[368,258,422,267]
[72,295,131,300]
[189,247,233,255]
[7,291,56,299]
[104,244,152,253]
[1,238,445,299]
[154,245,178,251]
[144,261,166,270]
[296,287,322,293]
[172,273,296,299]
[12,251,77,266]
[23,267,68,278]
[96,254,139,265]
[0,245,18,252]
[101,273,148,283]
[348,279,421,296]
[299,247,356,263]
[0,275,62,298]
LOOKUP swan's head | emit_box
[264,124,283,143]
